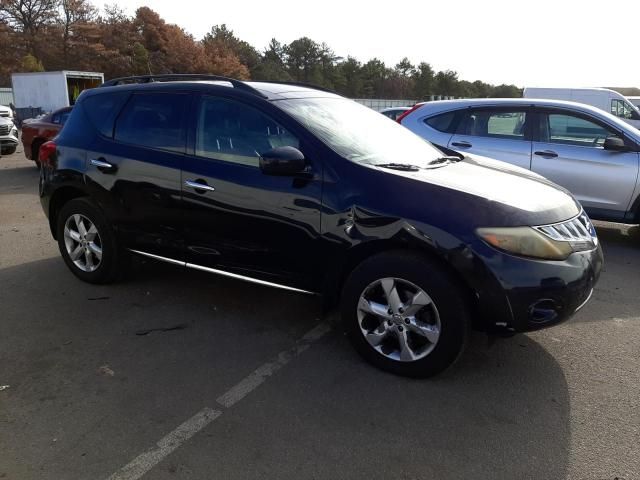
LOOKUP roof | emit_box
[96,75,340,101]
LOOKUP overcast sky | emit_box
[109,0,639,87]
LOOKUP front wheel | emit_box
[341,251,470,378]
[1,145,17,155]
[56,198,124,284]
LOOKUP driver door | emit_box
[180,94,324,291]
[531,109,639,217]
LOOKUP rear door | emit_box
[530,109,639,217]
[447,107,533,169]
[180,94,323,291]
[83,90,188,259]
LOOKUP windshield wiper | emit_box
[429,156,463,165]
[376,163,421,171]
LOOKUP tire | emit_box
[341,250,470,378]
[56,198,124,284]
[2,145,16,155]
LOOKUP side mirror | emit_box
[259,146,306,175]
[603,135,628,152]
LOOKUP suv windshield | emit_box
[276,97,443,168]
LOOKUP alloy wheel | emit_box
[357,277,441,362]
[63,214,103,272]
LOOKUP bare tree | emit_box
[58,0,96,62]
[0,0,59,56]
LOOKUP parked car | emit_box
[39,75,602,377]
[21,106,73,166]
[400,98,640,225]
[0,104,14,120]
[380,107,411,121]
[523,87,640,129]
[0,116,19,155]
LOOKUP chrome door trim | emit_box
[129,249,186,266]
[129,249,316,295]
[185,180,215,192]
[90,158,115,168]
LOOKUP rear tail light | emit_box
[396,103,424,124]
[39,141,57,166]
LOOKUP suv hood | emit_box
[378,153,581,228]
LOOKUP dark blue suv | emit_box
[39,75,603,377]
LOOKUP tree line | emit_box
[0,1,523,99]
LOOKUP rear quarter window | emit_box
[424,111,457,133]
[81,91,130,138]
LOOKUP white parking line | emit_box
[105,322,330,480]
[217,322,331,408]
[105,408,222,480]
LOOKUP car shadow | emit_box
[1,256,570,480]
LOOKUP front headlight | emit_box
[476,226,574,260]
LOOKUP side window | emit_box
[610,99,638,120]
[59,111,71,125]
[82,91,130,138]
[425,111,456,133]
[457,110,528,140]
[196,97,299,167]
[114,93,188,153]
[541,113,614,147]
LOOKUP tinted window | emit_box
[196,97,299,167]
[541,113,614,147]
[59,111,71,125]
[425,111,456,133]
[458,110,528,139]
[114,93,187,152]
[51,110,71,125]
[82,92,130,138]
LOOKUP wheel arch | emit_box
[48,186,89,239]
[325,239,478,315]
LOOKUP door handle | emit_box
[534,150,558,158]
[90,158,117,173]
[185,179,215,193]
[451,141,472,148]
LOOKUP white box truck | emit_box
[11,71,104,113]
[523,87,640,129]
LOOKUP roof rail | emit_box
[254,80,339,95]
[100,74,268,98]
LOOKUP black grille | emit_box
[0,124,10,135]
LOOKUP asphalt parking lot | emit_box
[1,146,639,480]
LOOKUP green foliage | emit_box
[21,54,44,72]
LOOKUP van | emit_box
[523,87,640,129]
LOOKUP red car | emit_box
[21,106,73,166]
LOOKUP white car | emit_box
[399,98,640,225]
[0,104,13,120]
[0,116,19,155]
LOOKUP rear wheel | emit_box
[341,251,470,378]
[56,198,124,284]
